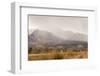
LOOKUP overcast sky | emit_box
[28,15,88,36]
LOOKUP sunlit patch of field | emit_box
[28,50,88,61]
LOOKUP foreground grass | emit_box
[28,51,88,61]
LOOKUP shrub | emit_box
[54,53,64,59]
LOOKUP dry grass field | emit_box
[28,49,88,61]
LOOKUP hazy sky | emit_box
[28,15,88,36]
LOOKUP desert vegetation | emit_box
[28,47,88,61]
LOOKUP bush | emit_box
[28,48,32,53]
[54,53,64,59]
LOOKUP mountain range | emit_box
[28,29,88,48]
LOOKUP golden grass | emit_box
[28,51,88,61]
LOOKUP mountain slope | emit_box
[28,30,64,47]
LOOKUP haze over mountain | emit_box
[28,29,88,48]
[54,30,87,41]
